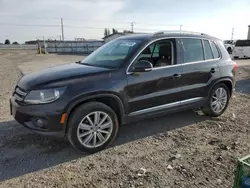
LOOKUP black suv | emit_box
[10,31,237,153]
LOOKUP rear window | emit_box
[210,42,220,58]
[203,40,214,60]
[235,40,250,47]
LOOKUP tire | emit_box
[234,56,239,59]
[67,102,119,153]
[202,83,230,117]
[227,47,232,54]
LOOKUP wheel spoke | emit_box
[214,104,220,112]
[221,90,227,98]
[218,103,223,111]
[79,130,92,137]
[83,133,94,145]
[100,122,112,129]
[93,133,97,147]
[98,114,108,126]
[86,116,94,126]
[211,100,217,106]
[94,112,100,125]
[221,99,227,105]
[97,132,105,142]
[98,129,110,134]
[215,89,220,97]
[219,88,223,97]
[79,123,92,130]
[212,96,218,100]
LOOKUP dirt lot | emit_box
[0,50,250,188]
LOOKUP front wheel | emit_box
[67,102,119,153]
[202,84,230,117]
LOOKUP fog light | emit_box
[36,119,44,128]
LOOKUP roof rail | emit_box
[153,30,208,36]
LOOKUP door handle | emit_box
[210,68,217,73]
[173,74,182,79]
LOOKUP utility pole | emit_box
[61,18,65,41]
[43,36,46,54]
[131,22,134,32]
[180,25,182,32]
[231,28,234,41]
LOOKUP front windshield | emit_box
[81,39,142,69]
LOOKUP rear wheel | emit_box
[202,84,230,117]
[67,102,119,153]
[227,47,232,54]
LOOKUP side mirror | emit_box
[131,60,153,73]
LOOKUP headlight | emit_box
[24,87,66,104]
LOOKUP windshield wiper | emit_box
[80,62,98,67]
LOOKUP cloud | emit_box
[0,0,249,42]
[0,0,126,42]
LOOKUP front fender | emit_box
[63,92,125,130]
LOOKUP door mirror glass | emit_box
[131,60,153,72]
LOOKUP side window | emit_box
[182,38,204,63]
[203,40,214,60]
[151,44,160,58]
[134,40,174,68]
[210,41,220,58]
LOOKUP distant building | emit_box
[75,38,86,41]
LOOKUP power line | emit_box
[0,23,60,27]
[0,23,166,31]
[0,15,182,27]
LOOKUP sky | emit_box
[0,0,249,43]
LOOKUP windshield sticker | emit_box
[120,42,136,47]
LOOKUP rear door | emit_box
[178,38,221,105]
[125,38,183,116]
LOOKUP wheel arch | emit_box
[64,93,125,133]
[209,78,233,97]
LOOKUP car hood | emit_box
[18,63,109,90]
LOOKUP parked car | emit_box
[232,40,250,59]
[10,31,237,153]
[223,40,236,54]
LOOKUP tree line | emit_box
[104,28,133,37]
[0,39,19,45]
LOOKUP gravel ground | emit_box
[0,51,250,188]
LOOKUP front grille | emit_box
[14,86,28,101]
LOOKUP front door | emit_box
[125,39,183,115]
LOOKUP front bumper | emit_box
[10,97,66,137]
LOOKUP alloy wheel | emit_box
[211,87,228,113]
[77,111,113,148]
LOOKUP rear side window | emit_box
[182,38,204,63]
[203,40,214,60]
[235,40,250,47]
[210,42,220,58]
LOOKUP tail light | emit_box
[232,61,237,71]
